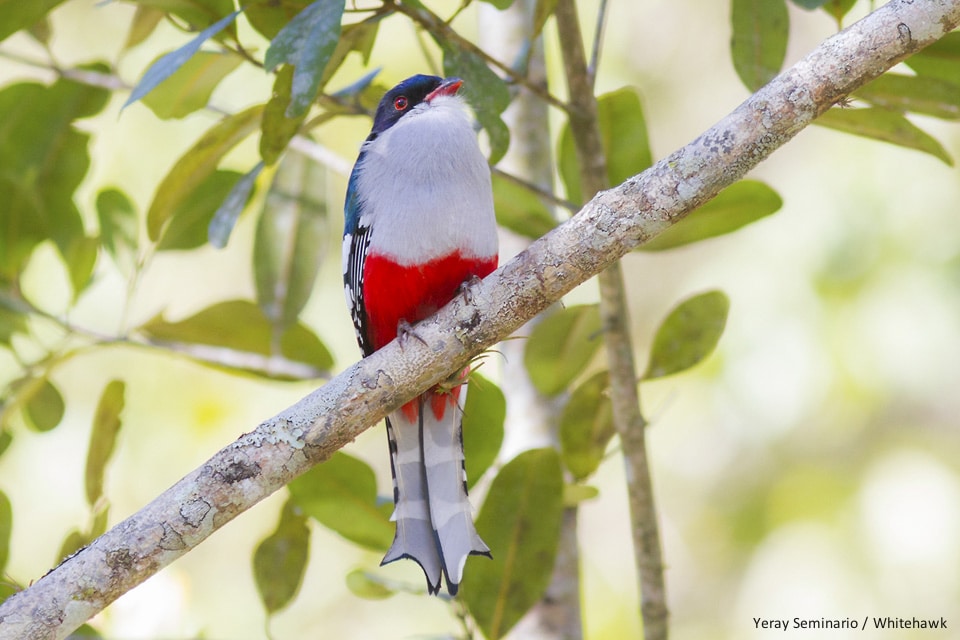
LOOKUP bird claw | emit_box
[458,274,483,306]
[397,319,429,350]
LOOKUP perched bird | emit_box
[342,74,498,595]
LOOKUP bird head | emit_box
[369,75,464,137]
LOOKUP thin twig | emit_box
[587,0,610,89]
[553,0,669,638]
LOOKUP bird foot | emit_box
[457,274,484,306]
[397,319,429,350]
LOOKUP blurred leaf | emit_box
[24,377,65,432]
[345,569,396,600]
[461,448,563,640]
[96,188,139,275]
[264,0,346,118]
[525,305,602,396]
[0,430,12,458]
[532,0,558,36]
[789,0,827,9]
[854,73,960,120]
[482,0,514,9]
[260,65,306,166]
[123,5,165,50]
[559,371,613,481]
[492,173,557,239]
[57,528,87,563]
[253,499,310,614]
[730,0,788,91]
[638,180,782,251]
[821,0,857,24]
[815,107,953,165]
[288,451,393,551]
[245,0,313,40]
[133,0,236,32]
[140,299,333,378]
[441,44,511,164]
[28,17,52,45]
[0,69,110,278]
[147,105,263,241]
[141,50,242,119]
[0,490,10,575]
[643,291,729,381]
[562,483,599,506]
[0,0,68,43]
[156,169,247,250]
[67,624,103,640]
[254,154,327,327]
[0,301,28,346]
[321,19,381,87]
[559,87,652,205]
[905,32,960,87]
[208,163,265,249]
[63,235,99,300]
[122,10,241,112]
[462,373,505,488]
[85,380,125,507]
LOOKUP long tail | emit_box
[381,387,490,595]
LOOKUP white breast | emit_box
[355,97,498,265]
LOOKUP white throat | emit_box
[355,96,498,265]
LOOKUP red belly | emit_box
[363,251,498,352]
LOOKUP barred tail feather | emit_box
[382,390,489,595]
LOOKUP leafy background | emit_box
[1,0,960,638]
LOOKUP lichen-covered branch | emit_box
[0,1,955,637]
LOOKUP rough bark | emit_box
[0,1,956,637]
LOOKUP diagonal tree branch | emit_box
[0,1,956,637]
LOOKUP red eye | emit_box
[393,96,408,111]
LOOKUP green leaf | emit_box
[264,0,346,118]
[260,65,307,166]
[141,50,242,120]
[133,0,236,31]
[24,377,65,432]
[140,299,332,379]
[68,624,103,640]
[524,305,602,396]
[122,10,241,112]
[57,528,88,564]
[814,107,953,166]
[559,371,614,481]
[559,87,652,205]
[96,188,139,275]
[0,300,28,346]
[461,448,564,640]
[789,0,826,8]
[0,430,12,458]
[441,44,512,164]
[854,73,960,120]
[156,169,247,251]
[123,5,166,50]
[0,490,11,576]
[0,70,110,278]
[462,373,505,488]
[482,0,514,9]
[288,451,393,551]
[254,153,327,328]
[245,0,314,40]
[85,380,125,507]
[730,0,788,91]
[345,569,396,600]
[638,179,782,251]
[63,235,99,299]
[563,483,599,506]
[253,498,310,614]
[147,104,264,241]
[643,291,729,381]
[821,0,857,25]
[0,0,68,43]
[491,173,557,239]
[208,163,265,249]
[905,33,960,87]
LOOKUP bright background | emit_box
[1,1,959,638]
